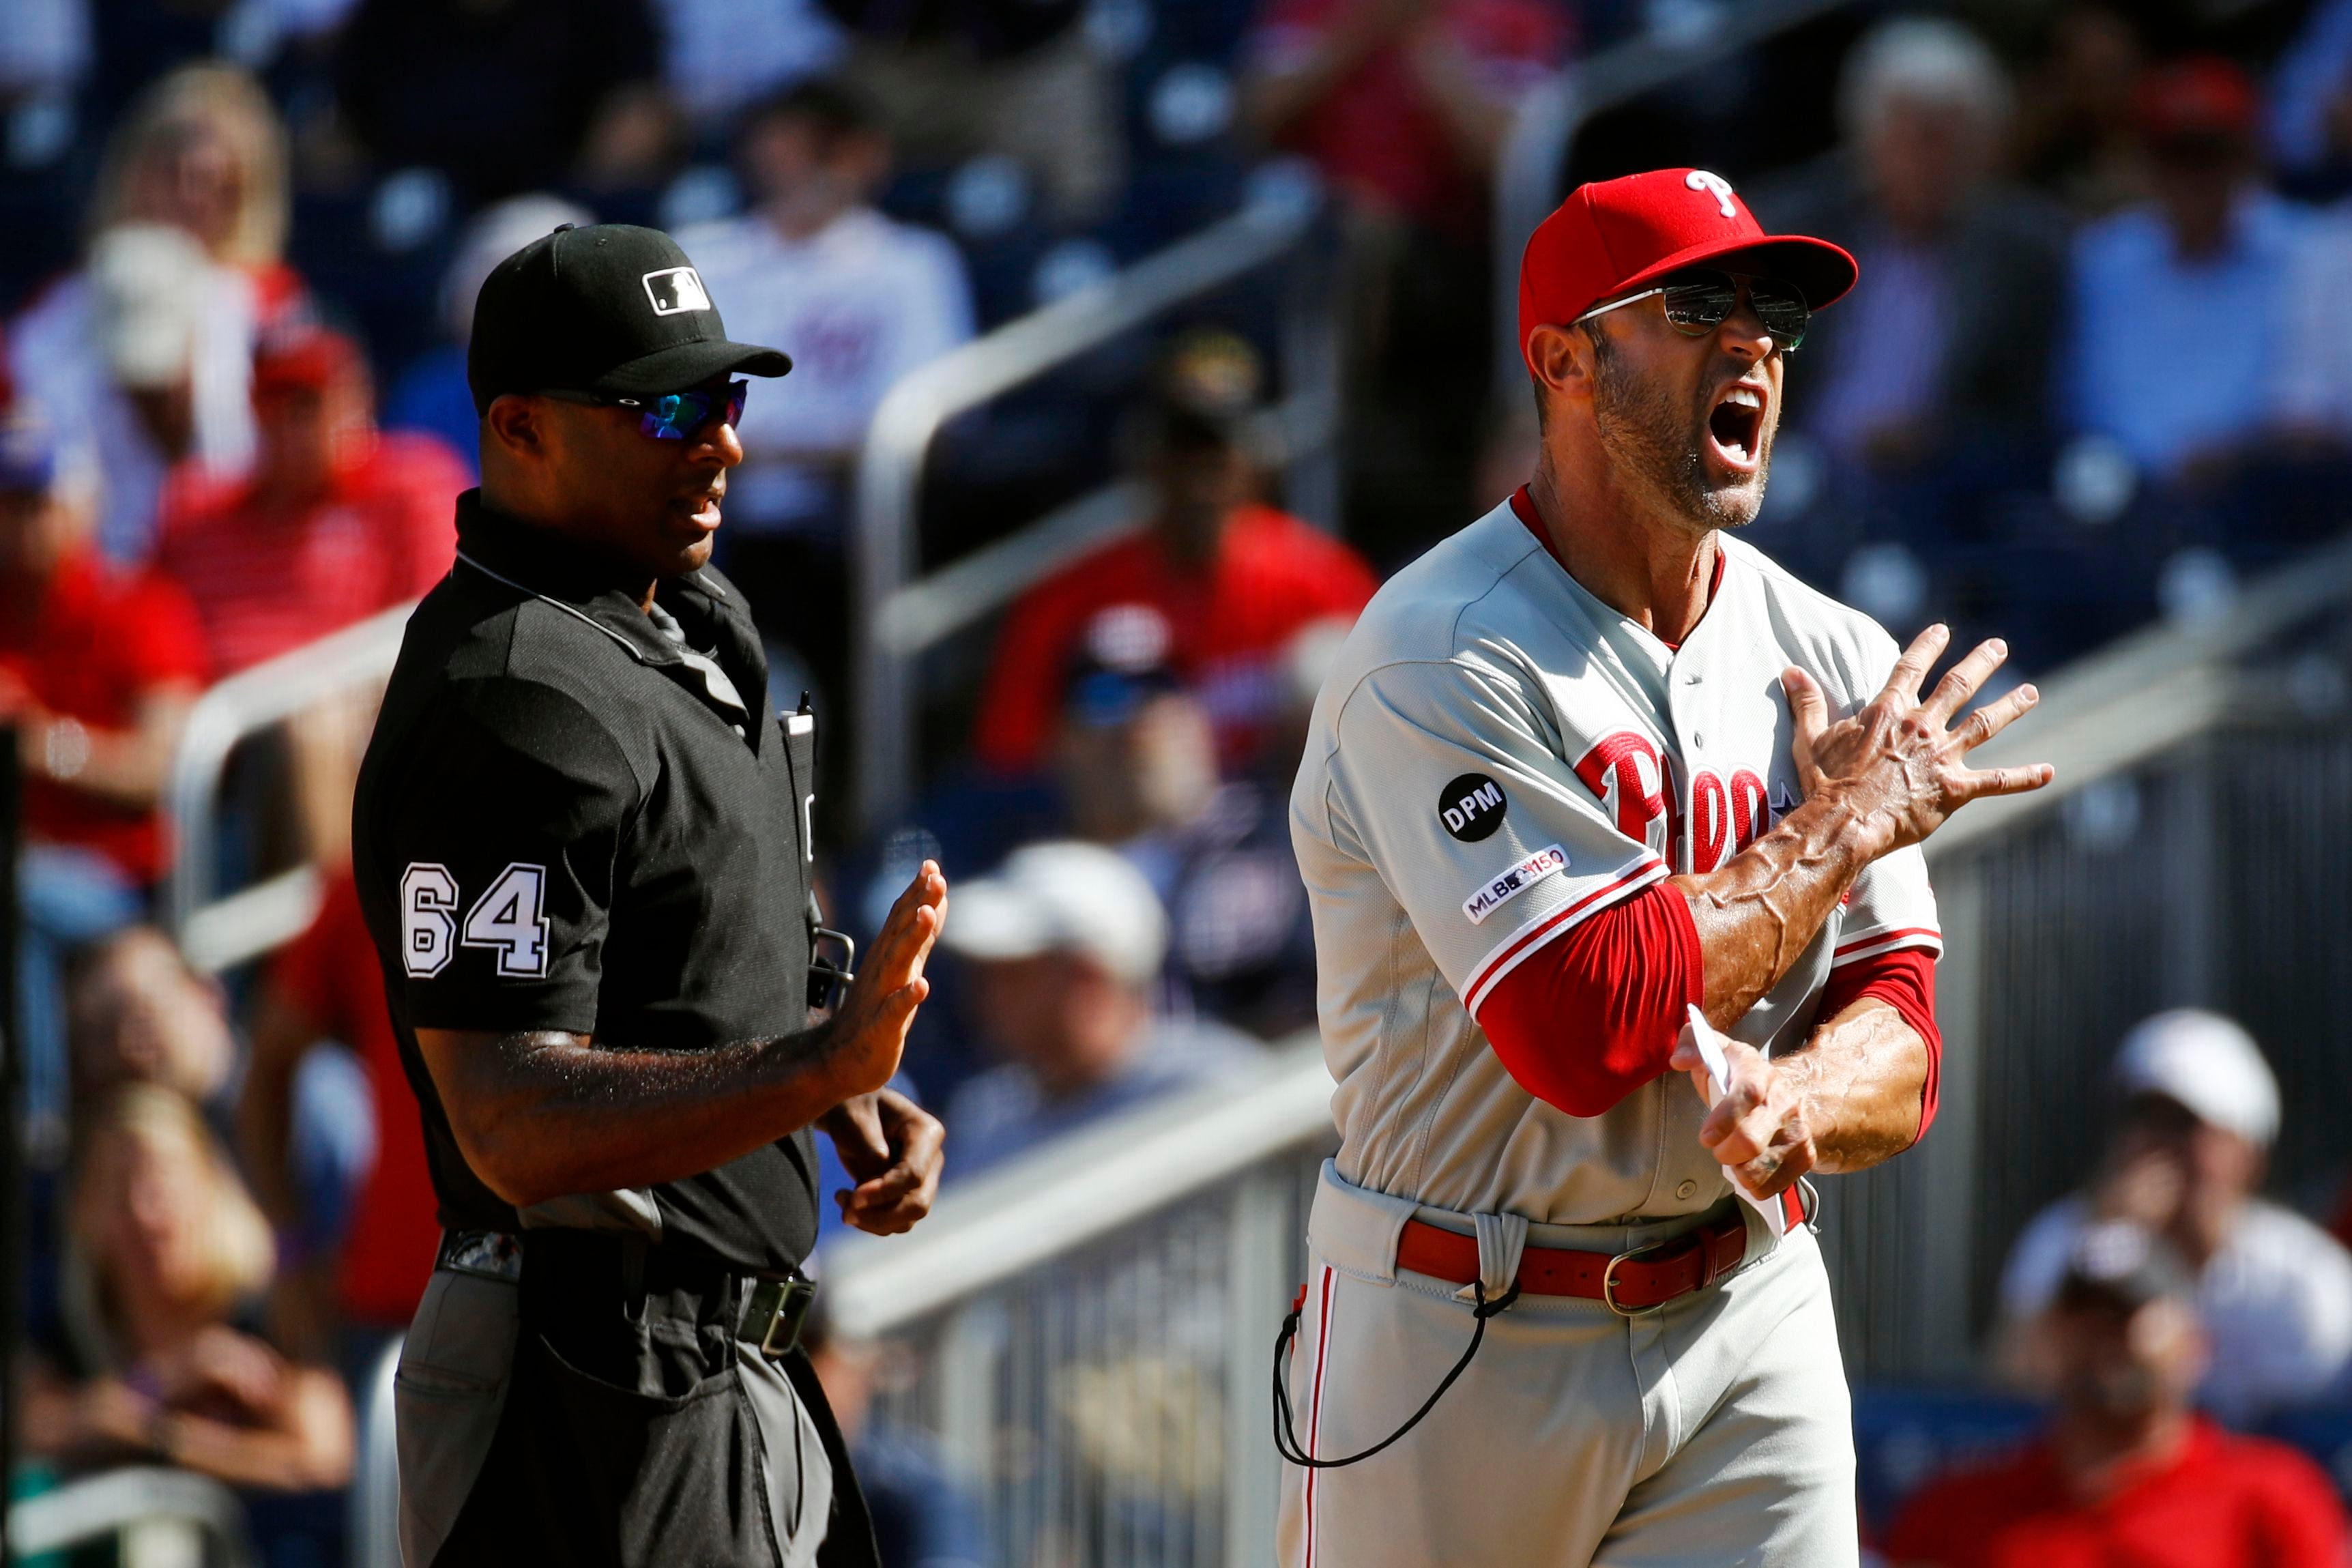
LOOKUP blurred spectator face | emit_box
[73,1086,274,1331]
[2095,1009,2278,1264]
[2051,5,2143,134]
[1148,431,1256,563]
[69,928,235,1105]
[1865,97,1989,234]
[2138,59,2260,259]
[1843,19,2011,238]
[2099,1092,2264,1265]
[741,95,890,237]
[2042,1229,2207,1426]
[1058,690,1221,843]
[0,424,91,581]
[0,482,86,581]
[252,331,374,504]
[970,951,1149,1098]
[2045,1290,2205,1424]
[126,117,248,259]
[97,65,289,268]
[1141,332,1265,563]
[942,841,1170,1097]
[1053,605,1219,841]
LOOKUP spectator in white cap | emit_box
[940,841,1263,1176]
[383,193,596,479]
[1997,1009,2352,1424]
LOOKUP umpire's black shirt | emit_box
[353,489,820,1273]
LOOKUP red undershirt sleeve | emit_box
[1472,880,1700,1118]
[1816,946,1942,1137]
[1475,884,1943,1137]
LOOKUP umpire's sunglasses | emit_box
[539,379,749,440]
[1576,271,1812,351]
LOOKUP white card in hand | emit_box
[1684,1004,1730,1105]
[1683,1004,1792,1234]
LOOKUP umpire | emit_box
[352,222,949,1568]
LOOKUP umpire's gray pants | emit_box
[394,1265,832,1567]
[1277,1163,1857,1568]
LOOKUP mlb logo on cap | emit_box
[643,266,712,317]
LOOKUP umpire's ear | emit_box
[482,392,557,471]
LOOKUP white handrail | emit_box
[10,1467,255,1563]
[1927,530,2352,856]
[163,598,416,971]
[822,538,2352,1335]
[1491,0,1868,397]
[853,169,1327,833]
[824,1033,1332,1339]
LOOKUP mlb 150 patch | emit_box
[1463,845,1567,924]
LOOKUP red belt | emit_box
[1395,1206,1753,1316]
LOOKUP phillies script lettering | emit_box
[1572,731,1771,873]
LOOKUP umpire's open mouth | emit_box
[1706,379,1768,474]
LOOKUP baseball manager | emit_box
[353,222,947,1567]
[1277,169,2055,1565]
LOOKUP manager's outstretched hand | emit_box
[824,861,948,1102]
[1784,624,2055,855]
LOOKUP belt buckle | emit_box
[1601,1238,1671,1318]
[744,1273,818,1359]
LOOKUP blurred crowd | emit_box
[6,0,2352,1563]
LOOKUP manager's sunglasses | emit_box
[1576,271,1811,351]
[540,379,750,441]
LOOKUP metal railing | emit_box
[9,1466,256,1565]
[1491,0,1867,397]
[822,539,2352,1562]
[826,1038,1333,1568]
[351,1334,405,1568]
[853,169,1337,833]
[162,599,414,973]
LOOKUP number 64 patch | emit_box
[401,862,551,978]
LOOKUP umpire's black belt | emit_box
[435,1228,817,1359]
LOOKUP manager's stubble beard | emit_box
[1586,329,1773,538]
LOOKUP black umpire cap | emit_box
[466,222,792,416]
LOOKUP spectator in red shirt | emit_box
[158,325,465,871]
[240,869,438,1359]
[1241,0,1563,240]
[0,409,209,1161]
[1885,1221,2350,1568]
[1238,0,1565,567]
[156,325,465,678]
[974,332,1376,777]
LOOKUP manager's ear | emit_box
[1525,322,1597,413]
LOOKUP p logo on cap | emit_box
[1685,170,1737,219]
[642,267,712,317]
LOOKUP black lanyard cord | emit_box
[1271,1277,1520,1470]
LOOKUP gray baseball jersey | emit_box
[1290,497,1939,1225]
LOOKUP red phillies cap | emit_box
[2136,56,2258,149]
[252,325,364,397]
[1518,168,1858,369]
